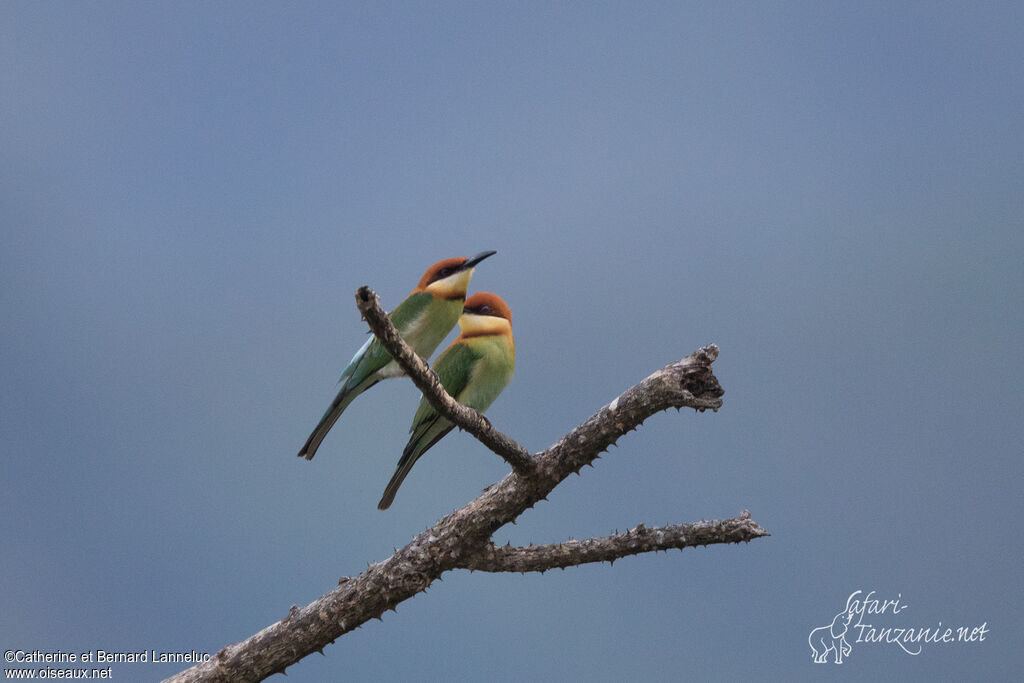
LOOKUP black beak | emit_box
[462,250,497,269]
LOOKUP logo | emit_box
[808,590,988,664]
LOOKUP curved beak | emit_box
[462,250,497,269]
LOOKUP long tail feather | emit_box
[377,423,454,509]
[297,379,378,460]
[377,452,419,510]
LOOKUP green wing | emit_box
[338,291,434,386]
[388,290,433,331]
[300,292,443,461]
[407,341,480,436]
[377,341,482,509]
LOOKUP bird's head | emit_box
[415,250,496,300]
[458,291,513,338]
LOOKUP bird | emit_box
[298,251,496,460]
[378,291,515,510]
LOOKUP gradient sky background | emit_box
[3,3,1022,681]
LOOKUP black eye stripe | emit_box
[429,265,458,284]
[466,304,494,315]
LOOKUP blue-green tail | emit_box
[297,376,379,460]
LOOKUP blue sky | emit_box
[2,3,1022,681]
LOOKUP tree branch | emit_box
[163,287,758,683]
[355,285,534,474]
[459,513,769,573]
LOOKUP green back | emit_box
[406,334,514,458]
[339,291,461,389]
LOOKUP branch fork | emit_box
[163,286,767,683]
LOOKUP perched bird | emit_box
[298,251,496,460]
[378,292,515,510]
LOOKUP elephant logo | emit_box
[808,593,856,664]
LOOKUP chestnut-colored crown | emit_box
[415,257,469,291]
[463,292,512,322]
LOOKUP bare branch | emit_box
[163,289,754,683]
[526,345,723,489]
[355,285,534,474]
[459,513,769,573]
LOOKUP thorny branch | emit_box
[356,285,534,474]
[459,513,768,573]
[162,287,767,683]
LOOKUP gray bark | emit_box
[163,287,767,683]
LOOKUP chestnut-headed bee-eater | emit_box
[298,251,496,460]
[378,291,515,509]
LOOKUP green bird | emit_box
[378,291,515,510]
[298,251,496,460]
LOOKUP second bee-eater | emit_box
[378,292,515,510]
[298,251,496,460]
